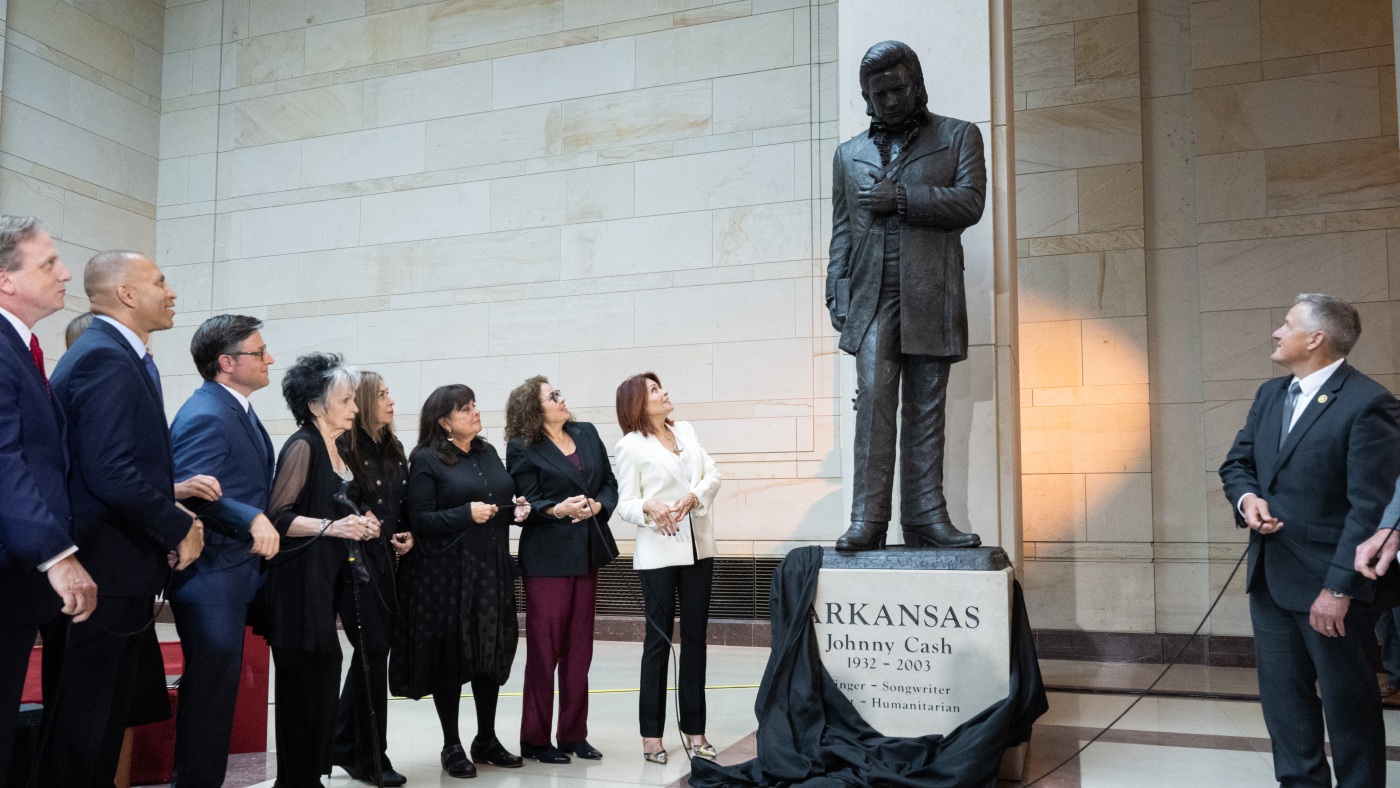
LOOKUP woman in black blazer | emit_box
[505,376,619,764]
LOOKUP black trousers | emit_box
[271,647,341,788]
[1251,585,1385,788]
[32,596,164,788]
[851,281,953,526]
[637,558,713,738]
[332,574,393,775]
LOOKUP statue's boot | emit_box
[903,520,981,548]
[835,521,887,551]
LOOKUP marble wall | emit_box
[1015,0,1400,634]
[148,0,842,558]
[0,0,163,355]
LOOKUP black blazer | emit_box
[51,319,191,597]
[0,324,75,626]
[1219,362,1400,610]
[507,421,619,577]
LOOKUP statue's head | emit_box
[859,40,928,126]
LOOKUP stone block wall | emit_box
[1015,0,1399,635]
[0,0,163,355]
[152,0,841,558]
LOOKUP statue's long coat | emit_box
[826,113,986,362]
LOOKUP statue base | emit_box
[812,546,1024,778]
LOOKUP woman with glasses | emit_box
[391,384,529,779]
[614,372,722,765]
[331,371,414,786]
[504,377,620,764]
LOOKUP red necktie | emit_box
[29,334,50,393]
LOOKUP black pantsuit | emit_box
[638,557,713,737]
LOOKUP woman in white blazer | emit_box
[614,372,722,765]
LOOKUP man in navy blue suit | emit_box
[37,250,205,787]
[0,216,97,785]
[1220,294,1400,788]
[168,314,280,788]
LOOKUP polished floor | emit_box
[151,635,1400,787]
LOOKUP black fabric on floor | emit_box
[689,545,1048,788]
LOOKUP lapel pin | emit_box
[1317,394,1328,403]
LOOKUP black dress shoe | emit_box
[903,520,981,548]
[559,739,603,760]
[440,744,477,778]
[470,736,524,768]
[519,741,572,764]
[835,521,887,551]
[338,761,408,787]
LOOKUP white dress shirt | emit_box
[218,382,251,413]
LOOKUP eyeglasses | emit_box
[224,346,269,362]
[544,390,564,403]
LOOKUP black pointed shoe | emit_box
[470,736,523,768]
[440,744,477,778]
[559,739,603,760]
[835,521,888,551]
[903,520,981,548]
[519,741,572,764]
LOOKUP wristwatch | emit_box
[1326,588,1349,599]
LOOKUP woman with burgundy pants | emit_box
[505,375,620,764]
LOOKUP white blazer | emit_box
[615,421,722,570]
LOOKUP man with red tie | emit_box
[0,215,98,785]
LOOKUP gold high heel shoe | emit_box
[686,735,717,760]
[642,738,668,765]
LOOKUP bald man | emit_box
[35,251,204,787]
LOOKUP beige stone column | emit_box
[835,1,1020,558]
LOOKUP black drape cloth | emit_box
[689,546,1047,788]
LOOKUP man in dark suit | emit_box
[0,216,97,785]
[826,40,985,551]
[168,314,280,788]
[36,250,204,787]
[1220,293,1400,788]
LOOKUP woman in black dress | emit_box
[391,384,530,779]
[256,353,381,788]
[331,370,415,786]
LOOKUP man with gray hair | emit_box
[0,215,98,782]
[1220,293,1400,787]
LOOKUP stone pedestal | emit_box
[814,546,1014,736]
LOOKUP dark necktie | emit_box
[142,351,165,410]
[1280,380,1302,448]
[28,334,49,393]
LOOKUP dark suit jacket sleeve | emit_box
[902,122,986,232]
[172,410,262,538]
[0,362,74,567]
[1219,385,1267,528]
[825,148,851,309]
[66,348,190,550]
[506,438,560,521]
[407,456,470,536]
[1327,393,1400,598]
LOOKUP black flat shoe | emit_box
[470,736,524,768]
[559,739,603,760]
[440,744,477,778]
[519,741,572,764]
